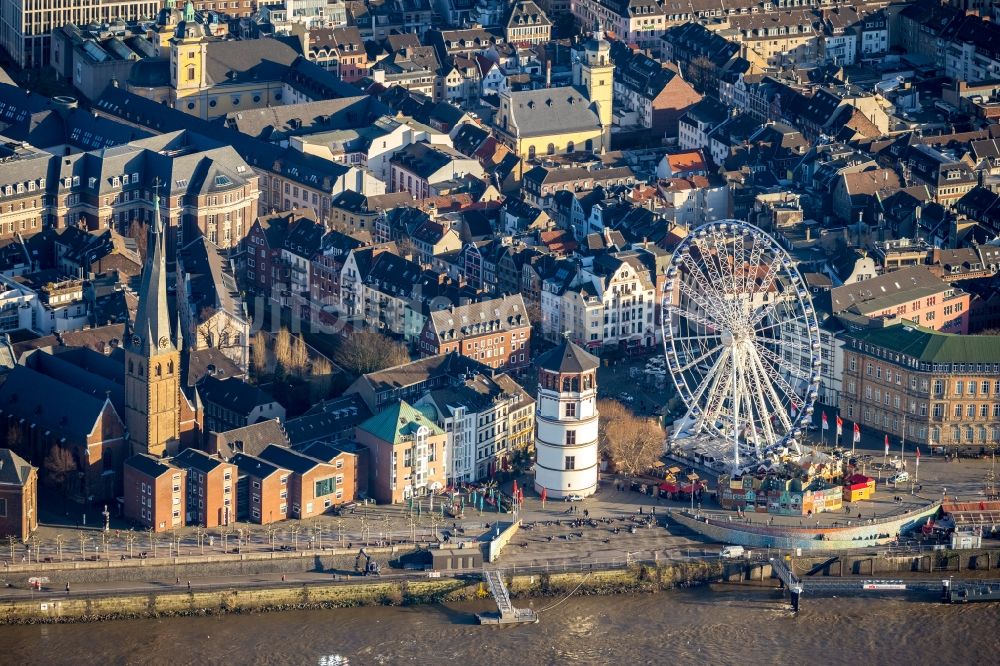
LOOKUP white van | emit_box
[719,545,747,559]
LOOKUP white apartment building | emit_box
[542,252,657,354]
[417,372,535,483]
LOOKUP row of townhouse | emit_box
[345,353,535,489]
[540,249,660,354]
[126,445,351,533]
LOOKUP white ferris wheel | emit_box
[662,221,821,466]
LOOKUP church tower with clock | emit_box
[125,192,182,457]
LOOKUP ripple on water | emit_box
[0,588,997,665]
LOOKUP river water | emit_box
[2,586,996,665]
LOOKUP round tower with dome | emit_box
[533,338,601,499]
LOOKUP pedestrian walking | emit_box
[176,576,180,585]
[65,583,70,594]
[187,581,191,591]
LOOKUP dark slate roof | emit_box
[452,122,490,157]
[93,86,353,193]
[390,141,473,180]
[0,448,34,486]
[198,376,279,416]
[174,447,226,474]
[218,96,388,141]
[232,452,285,479]
[609,40,681,101]
[185,348,243,387]
[125,453,178,479]
[504,86,601,138]
[536,338,599,373]
[258,443,328,475]
[214,419,290,459]
[283,217,325,258]
[365,250,423,294]
[0,364,111,440]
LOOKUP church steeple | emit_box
[129,187,175,357]
[124,186,182,458]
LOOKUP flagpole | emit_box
[901,413,907,468]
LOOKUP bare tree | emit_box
[274,328,294,372]
[310,356,335,401]
[251,331,270,379]
[597,399,664,476]
[43,445,77,497]
[333,329,409,377]
[290,335,310,377]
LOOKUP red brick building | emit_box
[232,453,290,525]
[258,445,348,518]
[243,210,299,300]
[174,448,236,528]
[0,364,127,503]
[123,454,186,533]
[419,294,531,371]
[0,449,38,542]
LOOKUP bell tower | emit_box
[574,22,614,131]
[125,188,181,458]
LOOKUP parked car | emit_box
[719,545,748,559]
[564,494,584,502]
[889,471,909,484]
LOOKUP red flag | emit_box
[884,434,890,455]
[853,422,861,443]
[916,447,921,464]
[512,480,519,503]
[836,415,843,437]
[822,412,829,430]
[541,487,547,504]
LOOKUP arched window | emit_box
[167,360,174,375]
[547,143,555,155]
[585,139,593,152]
[138,365,144,377]
[155,363,162,377]
[566,141,575,153]
[128,360,133,374]
[528,145,536,159]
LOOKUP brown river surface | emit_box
[1,586,996,665]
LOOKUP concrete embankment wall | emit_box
[0,560,758,625]
[0,577,477,625]
[1,547,404,585]
[789,548,1000,577]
